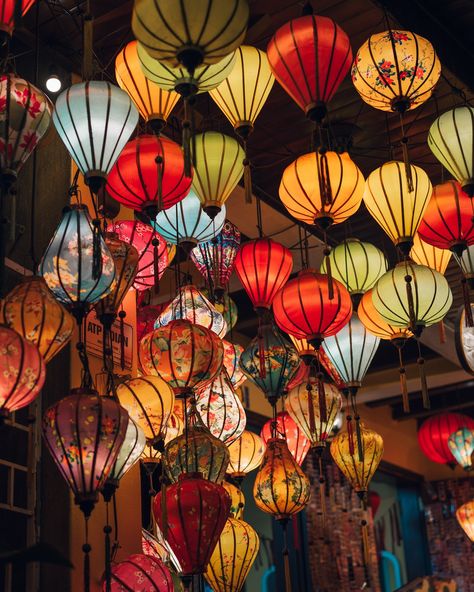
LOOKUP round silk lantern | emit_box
[109,553,173,592]
[456,501,474,542]
[226,430,265,480]
[410,233,452,274]
[358,289,412,342]
[0,1,35,38]
[418,413,474,466]
[222,340,246,389]
[261,411,310,466]
[448,428,474,471]
[222,481,245,520]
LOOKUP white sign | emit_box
[85,311,133,371]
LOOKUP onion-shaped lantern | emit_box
[107,134,192,219]
[0,74,52,187]
[418,413,474,466]
[363,161,432,255]
[226,430,265,481]
[351,30,440,113]
[223,481,245,520]
[428,106,474,197]
[39,204,116,322]
[234,238,293,311]
[261,411,310,466]
[195,371,246,445]
[239,322,300,405]
[253,438,310,520]
[280,151,364,228]
[448,428,474,471]
[139,319,224,397]
[273,269,352,349]
[205,517,259,592]
[52,82,138,193]
[267,14,352,122]
[0,276,74,363]
[42,388,128,516]
[109,554,173,592]
[410,233,452,274]
[0,1,35,39]
[115,41,179,132]
[456,501,474,542]
[117,375,174,445]
[222,340,246,389]
[0,325,45,419]
[153,474,231,578]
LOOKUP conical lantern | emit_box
[363,161,432,255]
[205,517,260,592]
[107,134,192,219]
[234,238,293,311]
[456,501,474,542]
[267,13,352,122]
[115,40,179,132]
[410,233,452,274]
[106,417,146,493]
[139,319,224,397]
[261,411,310,466]
[109,553,174,592]
[222,481,245,520]
[52,82,139,193]
[448,428,474,471]
[222,340,246,389]
[226,431,265,481]
[428,106,474,197]
[0,325,45,419]
[351,30,440,113]
[0,0,35,38]
[192,131,244,218]
[0,276,74,363]
[418,413,474,466]
[42,388,128,516]
[279,151,364,228]
[153,474,231,577]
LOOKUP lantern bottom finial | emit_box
[85,173,106,196]
[306,101,327,124]
[177,46,204,76]
[203,203,222,220]
[462,180,474,198]
[396,238,414,258]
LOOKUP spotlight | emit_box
[46,73,61,93]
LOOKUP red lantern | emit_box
[273,269,352,348]
[261,411,310,466]
[417,412,474,467]
[368,490,381,518]
[267,13,352,122]
[108,554,173,592]
[418,181,474,256]
[107,134,192,219]
[234,238,293,311]
[153,473,230,577]
[0,1,35,38]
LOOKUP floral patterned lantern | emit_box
[448,428,474,471]
[108,553,174,592]
[222,340,246,389]
[456,501,474,542]
[226,430,265,481]
[213,293,238,333]
[142,527,171,565]
[0,325,45,419]
[261,411,310,466]
[418,413,474,466]
[222,481,245,520]
[0,276,74,363]
[0,1,35,38]
[410,233,452,274]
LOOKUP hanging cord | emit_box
[345,390,355,456]
[152,237,160,294]
[104,502,112,592]
[461,277,473,327]
[416,339,430,410]
[323,233,334,300]
[92,217,102,280]
[77,321,93,389]
[155,155,164,213]
[118,309,126,371]
[243,139,252,204]
[350,392,364,463]
[111,492,120,560]
[83,517,91,592]
[396,343,410,413]
[359,493,371,589]
[280,520,292,592]
[256,194,264,238]
[257,317,267,379]
[399,114,414,193]
[182,99,192,177]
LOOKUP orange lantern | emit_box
[226,430,265,481]
[261,411,310,466]
[456,500,474,542]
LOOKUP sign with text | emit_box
[85,311,133,371]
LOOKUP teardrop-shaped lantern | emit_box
[280,151,364,228]
[267,14,352,122]
[448,428,474,471]
[205,518,259,592]
[52,82,139,193]
[0,1,35,39]
[39,204,116,322]
[139,319,224,397]
[352,30,440,113]
[253,438,310,520]
[42,388,128,516]
[0,325,45,419]
[106,417,146,490]
[410,233,452,274]
[223,481,245,520]
[0,74,52,187]
[195,370,246,445]
[428,106,474,197]
[222,340,246,389]
[107,134,192,219]
[226,430,265,481]
[456,501,474,542]
[261,411,310,466]
[192,131,244,218]
[234,238,293,311]
[115,40,179,132]
[109,553,174,592]
[417,413,474,466]
[363,161,433,255]
[273,269,352,349]
[0,276,74,363]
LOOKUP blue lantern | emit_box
[448,428,474,471]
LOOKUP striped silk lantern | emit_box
[410,233,452,274]
[226,430,265,482]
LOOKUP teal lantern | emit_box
[448,428,474,471]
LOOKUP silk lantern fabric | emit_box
[109,553,174,592]
[0,0,35,37]
[261,411,310,466]
[417,413,474,465]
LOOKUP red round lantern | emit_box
[272,269,352,348]
[234,238,293,311]
[418,412,474,466]
[108,554,173,592]
[418,181,474,256]
[267,13,352,122]
[107,134,192,219]
[153,473,230,577]
[261,411,310,466]
[0,1,35,38]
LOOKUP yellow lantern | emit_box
[115,40,179,132]
[140,412,183,465]
[167,243,177,265]
[456,500,474,542]
[410,233,452,274]
[205,517,259,592]
[289,336,317,361]
[363,161,432,255]
[0,276,74,363]
[279,151,364,228]
[226,430,265,481]
[351,30,441,113]
[222,481,245,520]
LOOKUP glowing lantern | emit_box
[418,413,474,466]
[0,325,45,419]
[363,161,432,255]
[267,13,352,122]
[448,428,474,471]
[222,340,246,389]
[456,501,474,542]
[115,40,179,131]
[213,292,238,334]
[428,106,474,197]
[142,528,171,565]
[410,233,451,274]
[352,30,440,113]
[222,481,245,520]
[139,319,224,397]
[0,276,74,363]
[358,289,412,342]
[52,82,138,193]
[105,418,146,496]
[261,411,310,466]
[456,245,474,287]
[205,517,259,592]
[109,554,173,592]
[0,1,35,38]
[226,431,265,481]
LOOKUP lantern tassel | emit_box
[280,520,292,592]
[119,310,126,371]
[318,149,333,207]
[397,346,409,413]
[347,414,355,456]
[83,519,91,592]
[152,238,160,295]
[404,272,416,333]
[323,244,334,300]
[243,140,252,204]
[156,155,163,213]
[462,278,473,327]
[317,372,327,423]
[355,414,364,463]
[92,218,102,280]
[258,320,266,379]
[360,496,372,588]
[104,521,112,592]
[399,113,414,193]
[417,354,430,410]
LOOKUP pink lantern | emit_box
[261,411,310,466]
[108,554,173,591]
